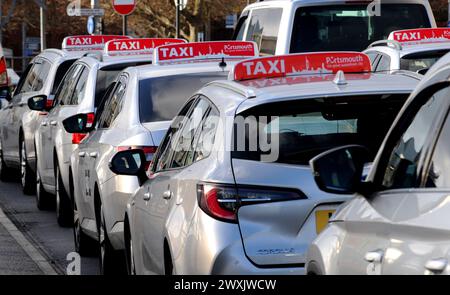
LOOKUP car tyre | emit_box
[73,197,97,256]
[98,206,126,275]
[36,166,53,210]
[0,141,13,182]
[20,138,36,195]
[56,165,73,227]
[124,218,136,275]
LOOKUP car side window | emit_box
[20,62,42,94]
[69,67,89,105]
[380,86,449,189]
[192,104,220,163]
[54,64,82,106]
[32,59,51,92]
[13,63,33,95]
[98,79,126,129]
[365,52,379,67]
[152,98,197,172]
[375,55,391,72]
[245,8,283,55]
[170,98,210,169]
[425,113,450,188]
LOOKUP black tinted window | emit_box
[52,60,76,94]
[98,81,126,129]
[381,87,448,189]
[400,50,449,73]
[290,4,430,53]
[139,72,227,123]
[245,8,282,55]
[232,94,408,165]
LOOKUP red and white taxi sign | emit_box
[231,52,371,81]
[0,57,8,87]
[389,28,450,44]
[62,35,131,52]
[105,38,187,57]
[153,41,259,64]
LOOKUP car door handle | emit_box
[78,152,86,158]
[41,121,48,126]
[162,190,172,200]
[143,192,151,201]
[425,258,448,273]
[89,152,98,158]
[364,250,384,263]
[50,121,57,126]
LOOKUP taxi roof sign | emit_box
[231,52,372,81]
[62,35,131,52]
[104,38,187,57]
[153,41,259,64]
[388,28,450,45]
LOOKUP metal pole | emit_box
[40,3,46,51]
[176,0,180,38]
[91,0,102,34]
[123,15,127,36]
[21,22,26,73]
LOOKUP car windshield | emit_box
[400,50,450,72]
[290,4,431,52]
[139,72,228,123]
[232,94,409,165]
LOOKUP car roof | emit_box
[128,59,242,80]
[206,72,420,114]
[244,0,428,9]
[74,54,150,69]
[37,49,85,61]
[366,42,450,58]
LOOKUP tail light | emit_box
[0,57,8,87]
[197,183,306,223]
[117,146,158,170]
[71,112,95,144]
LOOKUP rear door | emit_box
[380,91,450,275]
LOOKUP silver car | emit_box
[364,28,450,75]
[111,52,420,274]
[64,41,259,274]
[0,49,83,194]
[29,53,151,227]
[306,52,450,275]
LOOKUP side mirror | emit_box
[27,95,47,111]
[309,145,370,195]
[62,113,94,134]
[0,86,11,102]
[109,149,147,184]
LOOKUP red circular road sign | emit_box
[112,0,137,16]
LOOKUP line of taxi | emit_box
[3,25,450,275]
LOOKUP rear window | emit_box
[245,8,283,55]
[138,72,228,123]
[400,50,449,72]
[290,4,431,53]
[232,94,409,165]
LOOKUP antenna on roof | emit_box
[333,70,347,86]
[219,57,227,71]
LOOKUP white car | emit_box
[63,40,250,274]
[233,0,436,55]
[112,52,420,274]
[306,50,450,275]
[364,28,450,74]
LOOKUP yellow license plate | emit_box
[315,210,336,234]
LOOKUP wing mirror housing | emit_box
[27,95,47,111]
[62,113,95,134]
[109,149,148,185]
[310,145,371,195]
